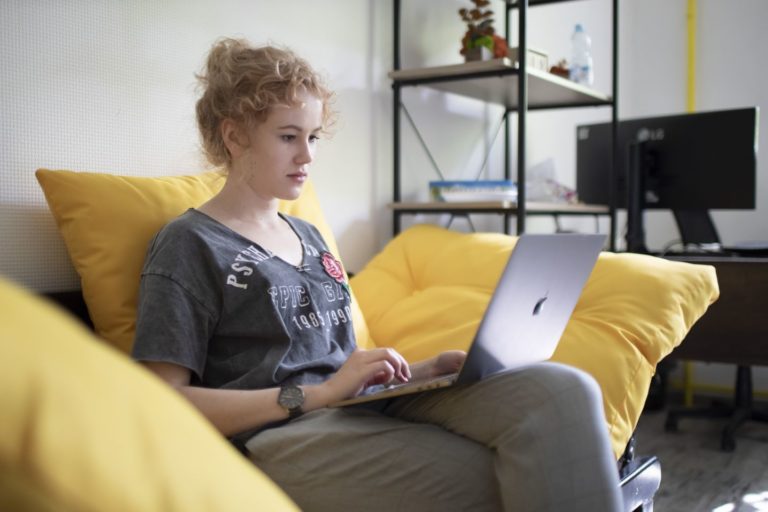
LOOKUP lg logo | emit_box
[637,127,665,142]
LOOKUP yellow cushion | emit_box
[36,168,373,353]
[0,277,298,512]
[350,224,719,458]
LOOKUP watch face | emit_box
[279,385,305,409]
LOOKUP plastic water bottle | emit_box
[570,24,594,86]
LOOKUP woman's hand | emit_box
[411,350,467,381]
[433,350,467,376]
[322,348,412,401]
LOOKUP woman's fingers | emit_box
[365,360,397,386]
[366,348,410,383]
[351,348,411,384]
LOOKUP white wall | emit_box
[623,0,768,252]
[0,0,390,289]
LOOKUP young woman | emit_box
[133,38,622,511]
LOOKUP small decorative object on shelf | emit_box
[458,0,509,62]
[549,58,570,79]
[508,46,549,72]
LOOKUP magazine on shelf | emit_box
[429,180,517,203]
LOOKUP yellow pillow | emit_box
[0,277,298,512]
[350,224,719,458]
[36,168,372,353]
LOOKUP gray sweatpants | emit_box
[246,362,623,512]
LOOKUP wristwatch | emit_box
[278,385,305,419]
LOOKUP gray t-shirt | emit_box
[132,209,357,392]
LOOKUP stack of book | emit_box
[429,180,517,202]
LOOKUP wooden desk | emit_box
[664,256,768,366]
[662,254,768,451]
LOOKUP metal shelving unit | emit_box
[391,0,619,249]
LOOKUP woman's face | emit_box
[235,90,324,202]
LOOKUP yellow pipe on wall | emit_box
[671,380,768,401]
[683,0,697,407]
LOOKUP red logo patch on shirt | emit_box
[321,252,347,285]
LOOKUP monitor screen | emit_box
[576,108,758,210]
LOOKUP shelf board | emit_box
[390,201,609,215]
[389,59,611,110]
[506,0,586,6]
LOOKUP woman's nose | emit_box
[295,141,314,164]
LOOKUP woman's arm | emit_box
[143,361,305,436]
[143,347,413,437]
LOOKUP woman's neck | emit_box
[198,175,281,230]
[197,174,303,266]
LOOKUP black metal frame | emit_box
[392,0,619,250]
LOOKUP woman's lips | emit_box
[288,172,307,182]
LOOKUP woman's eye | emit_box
[309,135,320,144]
[281,135,295,142]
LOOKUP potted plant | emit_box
[458,0,509,61]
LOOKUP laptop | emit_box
[331,233,606,407]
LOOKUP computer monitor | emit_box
[576,107,758,252]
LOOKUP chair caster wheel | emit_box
[664,415,678,432]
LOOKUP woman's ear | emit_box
[221,119,248,159]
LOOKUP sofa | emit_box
[0,168,719,511]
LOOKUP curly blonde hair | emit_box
[195,38,336,168]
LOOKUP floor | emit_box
[634,403,768,512]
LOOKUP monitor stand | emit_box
[672,210,722,250]
[624,143,762,256]
[625,140,649,253]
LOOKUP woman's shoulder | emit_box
[155,208,224,240]
[144,210,226,267]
